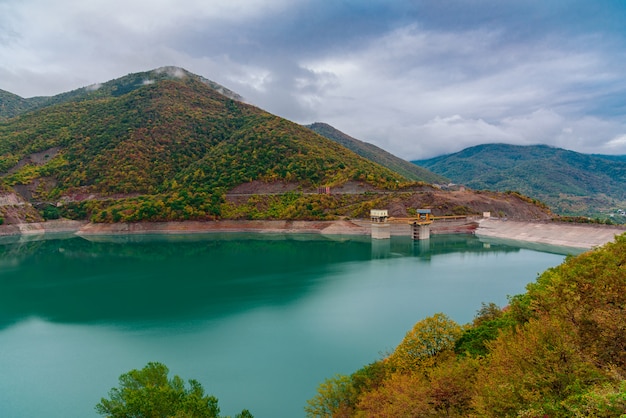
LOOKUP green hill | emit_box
[414,143,626,216]
[0,68,409,223]
[306,122,447,184]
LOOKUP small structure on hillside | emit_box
[369,208,437,240]
[370,209,389,223]
[412,209,432,240]
[370,209,390,239]
[415,209,432,222]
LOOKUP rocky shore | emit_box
[475,218,626,249]
[0,219,372,237]
[0,218,623,249]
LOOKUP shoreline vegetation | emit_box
[0,217,623,249]
[304,230,626,418]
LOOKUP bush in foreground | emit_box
[96,362,252,418]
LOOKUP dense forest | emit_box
[0,68,412,223]
[307,233,626,417]
[415,143,626,217]
[306,122,447,184]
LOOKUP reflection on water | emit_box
[0,233,372,328]
[0,233,572,418]
[0,233,538,329]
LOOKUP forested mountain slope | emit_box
[415,143,626,216]
[306,122,447,184]
[0,68,409,223]
[0,89,48,119]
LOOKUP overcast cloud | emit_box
[1,0,625,159]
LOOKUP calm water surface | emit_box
[0,233,580,417]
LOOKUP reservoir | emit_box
[0,233,578,417]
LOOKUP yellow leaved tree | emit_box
[389,312,462,372]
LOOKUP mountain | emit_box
[415,143,626,215]
[0,67,412,223]
[0,69,554,225]
[0,89,48,119]
[305,122,447,184]
[0,66,243,121]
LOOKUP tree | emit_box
[472,316,603,417]
[526,234,626,375]
[455,303,515,357]
[562,381,626,417]
[305,374,356,418]
[305,360,389,418]
[355,371,431,417]
[389,313,462,371]
[357,355,479,417]
[472,302,504,326]
[96,362,239,418]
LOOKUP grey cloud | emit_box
[0,0,625,159]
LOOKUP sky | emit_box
[1,0,626,160]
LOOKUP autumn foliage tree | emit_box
[389,312,462,372]
[357,355,479,417]
[525,234,626,374]
[471,316,603,417]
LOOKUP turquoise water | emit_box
[0,233,575,417]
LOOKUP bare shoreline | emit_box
[0,218,624,249]
[475,218,626,249]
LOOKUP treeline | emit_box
[57,191,406,223]
[59,191,224,223]
[221,192,388,221]
[306,234,626,417]
[51,187,551,224]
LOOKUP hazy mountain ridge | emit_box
[415,143,626,215]
[306,122,447,184]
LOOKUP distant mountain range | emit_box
[306,122,447,184]
[415,143,626,215]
